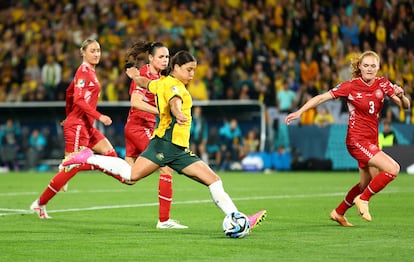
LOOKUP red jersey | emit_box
[330,77,395,145]
[125,64,159,128]
[65,62,101,128]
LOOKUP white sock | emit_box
[87,155,132,180]
[209,180,238,215]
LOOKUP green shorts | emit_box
[141,136,200,173]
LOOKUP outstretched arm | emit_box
[126,67,151,89]
[285,92,333,125]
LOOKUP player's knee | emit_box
[391,162,400,175]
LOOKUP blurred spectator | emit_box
[378,121,398,149]
[0,119,21,171]
[203,67,224,100]
[40,55,62,100]
[190,106,209,164]
[324,29,345,62]
[187,77,209,101]
[314,106,335,127]
[25,128,47,171]
[0,82,7,102]
[300,49,320,85]
[54,69,72,101]
[277,79,297,114]
[242,128,260,157]
[6,83,22,102]
[218,118,244,171]
[340,15,360,48]
[25,58,42,82]
[251,61,274,106]
[299,93,317,126]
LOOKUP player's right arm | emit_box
[126,67,151,89]
[130,81,159,115]
[285,92,333,125]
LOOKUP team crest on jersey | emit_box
[156,153,164,161]
[333,83,341,91]
[171,86,179,93]
[77,79,85,88]
[375,89,383,99]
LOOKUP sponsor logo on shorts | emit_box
[156,153,164,160]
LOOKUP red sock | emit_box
[336,183,361,215]
[158,173,173,222]
[360,171,396,201]
[38,164,93,205]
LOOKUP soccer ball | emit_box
[222,212,250,238]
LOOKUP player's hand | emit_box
[175,112,187,125]
[285,112,300,125]
[99,114,112,126]
[393,84,404,98]
[126,67,139,79]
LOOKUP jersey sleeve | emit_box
[379,77,395,98]
[129,80,147,96]
[329,81,352,99]
[72,73,101,120]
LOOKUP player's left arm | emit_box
[391,84,411,110]
[170,96,187,125]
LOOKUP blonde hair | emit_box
[350,51,380,78]
[80,39,98,55]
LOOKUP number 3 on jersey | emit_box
[368,100,375,114]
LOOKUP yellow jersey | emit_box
[149,76,192,148]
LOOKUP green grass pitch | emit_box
[1,170,414,261]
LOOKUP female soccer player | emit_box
[285,50,410,225]
[124,41,187,229]
[30,39,127,219]
[63,51,267,230]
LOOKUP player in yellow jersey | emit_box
[62,51,266,233]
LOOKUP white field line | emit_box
[0,189,410,217]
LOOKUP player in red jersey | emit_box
[30,39,127,219]
[124,41,187,229]
[285,51,410,225]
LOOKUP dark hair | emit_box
[164,50,196,75]
[125,41,165,68]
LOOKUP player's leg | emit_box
[31,124,92,219]
[158,166,173,223]
[63,147,159,182]
[180,159,266,229]
[330,166,376,226]
[156,165,188,229]
[89,130,129,184]
[30,161,98,219]
[355,151,399,221]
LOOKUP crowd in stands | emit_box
[0,1,413,116]
[1,0,414,170]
